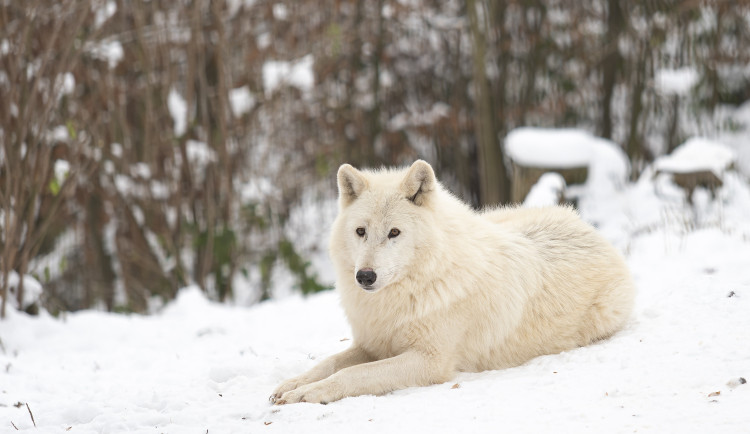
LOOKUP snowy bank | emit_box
[2,222,749,433]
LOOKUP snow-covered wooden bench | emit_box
[504,128,628,205]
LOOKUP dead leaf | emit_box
[451,383,460,389]
[708,391,720,397]
[340,338,350,342]
[264,422,273,426]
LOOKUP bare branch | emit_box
[26,403,36,427]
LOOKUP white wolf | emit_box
[271,160,635,404]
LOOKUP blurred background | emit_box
[2,0,749,316]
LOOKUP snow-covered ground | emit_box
[3,148,750,433]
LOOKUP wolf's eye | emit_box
[356,227,366,237]
[388,228,401,239]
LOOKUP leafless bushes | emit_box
[1,1,329,316]
[0,1,101,316]
[1,0,749,316]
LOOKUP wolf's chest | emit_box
[347,305,413,359]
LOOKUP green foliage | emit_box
[66,120,77,139]
[315,155,331,178]
[278,239,329,295]
[241,202,268,230]
[48,178,61,196]
[258,239,330,300]
[112,305,136,314]
[259,251,277,301]
[326,23,342,56]
[193,225,237,300]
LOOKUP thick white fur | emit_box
[271,160,635,404]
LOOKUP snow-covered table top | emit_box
[505,128,617,169]
[655,137,736,177]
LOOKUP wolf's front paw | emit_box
[270,377,306,404]
[275,379,343,405]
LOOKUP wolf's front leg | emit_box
[270,345,372,403]
[275,350,453,404]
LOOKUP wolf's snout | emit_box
[356,268,377,287]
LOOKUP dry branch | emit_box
[25,403,36,427]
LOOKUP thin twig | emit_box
[10,421,19,430]
[25,403,36,427]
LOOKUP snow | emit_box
[167,88,188,137]
[3,133,750,433]
[2,272,43,310]
[262,55,315,97]
[114,174,146,198]
[56,72,75,96]
[150,180,169,200]
[186,140,217,165]
[226,0,257,17]
[720,100,750,175]
[506,126,630,204]
[47,125,70,143]
[387,102,451,131]
[53,159,70,182]
[93,1,117,29]
[505,127,599,169]
[256,32,272,50]
[86,39,123,69]
[239,177,276,203]
[655,67,699,96]
[654,137,737,177]
[523,172,565,207]
[228,86,256,118]
[272,3,289,20]
[130,163,151,179]
[110,143,123,158]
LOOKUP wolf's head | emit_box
[330,160,440,293]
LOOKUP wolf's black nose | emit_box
[356,268,377,286]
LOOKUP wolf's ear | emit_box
[400,160,436,206]
[337,164,368,206]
